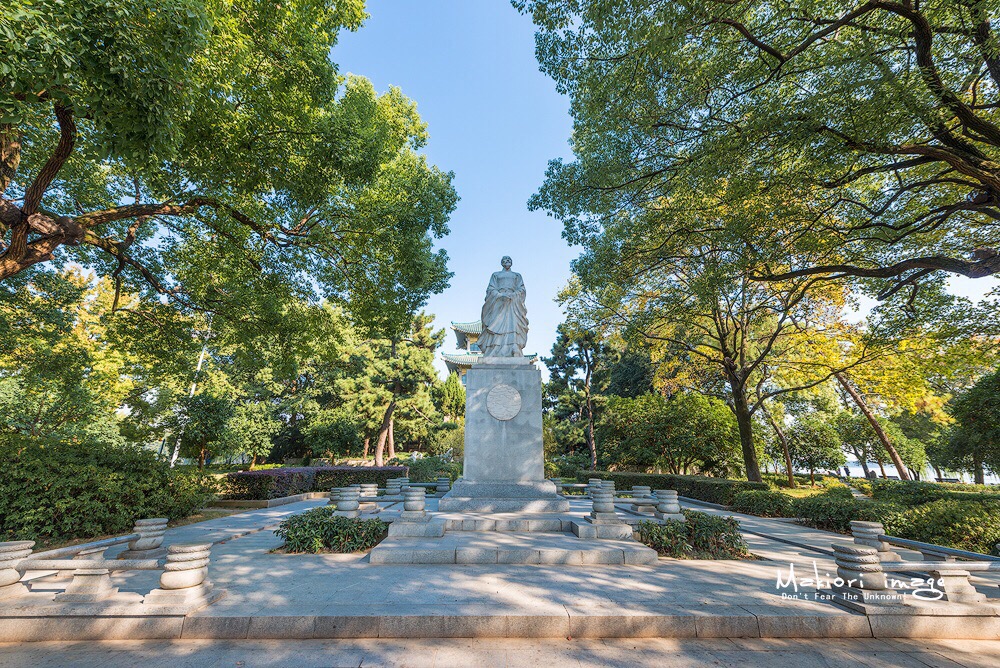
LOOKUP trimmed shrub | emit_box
[389,455,459,483]
[730,490,792,518]
[274,507,388,553]
[895,500,1000,556]
[791,488,904,534]
[223,466,409,499]
[311,466,409,491]
[223,469,316,500]
[871,480,1000,506]
[0,439,216,542]
[577,471,768,505]
[636,511,751,559]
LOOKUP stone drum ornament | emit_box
[486,383,521,421]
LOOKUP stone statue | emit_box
[479,256,528,357]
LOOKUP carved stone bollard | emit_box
[385,479,402,496]
[55,568,120,602]
[119,518,168,559]
[327,487,343,507]
[550,479,564,495]
[588,489,621,525]
[930,568,988,604]
[587,479,602,498]
[436,477,451,495]
[360,483,379,499]
[0,541,33,600]
[400,487,428,521]
[631,486,656,513]
[653,490,684,520]
[850,521,901,561]
[830,544,902,605]
[333,488,361,518]
[145,543,217,607]
[399,477,411,492]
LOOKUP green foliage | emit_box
[636,511,751,559]
[791,488,905,534]
[948,368,1000,483]
[730,490,792,518]
[870,480,1000,506]
[311,466,409,492]
[0,438,215,541]
[577,471,767,505]
[547,451,591,478]
[787,414,846,482]
[274,508,387,554]
[518,0,1000,307]
[894,500,1000,556]
[436,372,466,422]
[303,413,363,460]
[220,401,281,465]
[598,392,741,476]
[390,453,460,482]
[3,0,456,331]
[171,392,234,466]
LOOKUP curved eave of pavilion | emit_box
[451,320,482,350]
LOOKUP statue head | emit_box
[501,256,512,269]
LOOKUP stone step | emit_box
[368,532,657,565]
[443,517,569,533]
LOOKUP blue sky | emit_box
[334,1,577,378]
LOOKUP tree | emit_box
[370,314,444,466]
[598,392,741,476]
[948,368,1000,484]
[519,0,1000,305]
[171,393,233,470]
[3,0,455,328]
[220,401,281,469]
[788,415,846,486]
[437,372,466,422]
[544,321,609,469]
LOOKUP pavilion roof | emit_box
[451,320,483,335]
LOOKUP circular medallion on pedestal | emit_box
[486,383,522,421]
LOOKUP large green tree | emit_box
[948,367,1000,483]
[519,0,1000,304]
[2,0,455,325]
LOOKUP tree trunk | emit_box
[250,454,257,471]
[934,466,942,481]
[810,467,815,487]
[877,457,887,478]
[363,436,371,460]
[198,446,206,471]
[387,417,396,459]
[762,403,794,488]
[835,373,910,480]
[729,378,762,482]
[973,453,985,484]
[584,393,597,470]
[374,399,396,467]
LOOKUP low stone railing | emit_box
[0,518,219,608]
[833,521,1000,606]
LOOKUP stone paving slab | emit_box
[3,638,1000,667]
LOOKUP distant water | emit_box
[839,460,1000,485]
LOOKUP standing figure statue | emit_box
[479,256,528,357]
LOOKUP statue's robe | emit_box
[479,269,528,357]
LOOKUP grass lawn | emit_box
[777,486,827,499]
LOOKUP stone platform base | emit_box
[438,481,570,513]
[368,532,657,565]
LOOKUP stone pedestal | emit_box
[439,359,568,513]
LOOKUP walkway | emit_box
[1,637,997,667]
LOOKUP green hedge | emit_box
[576,471,768,505]
[223,466,409,499]
[730,490,792,518]
[0,440,216,542]
[636,511,751,559]
[870,480,1000,506]
[274,507,388,553]
[894,499,1000,556]
[790,488,905,534]
[388,455,460,483]
[311,466,408,491]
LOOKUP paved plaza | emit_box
[2,637,999,667]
